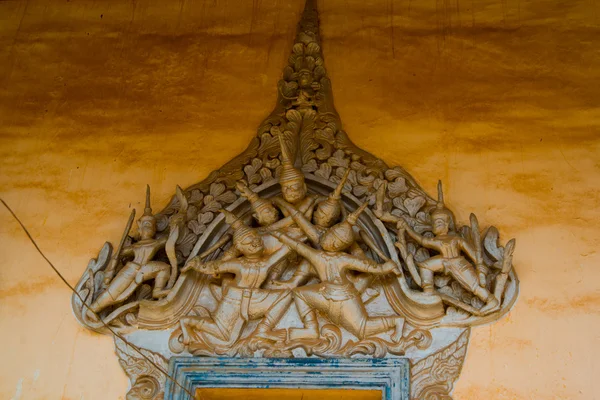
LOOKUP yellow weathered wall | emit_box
[0,0,599,399]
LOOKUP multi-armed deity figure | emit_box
[376,181,499,315]
[179,210,294,346]
[88,186,183,315]
[270,202,405,343]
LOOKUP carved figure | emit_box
[273,167,350,247]
[178,210,293,345]
[88,186,181,315]
[378,182,499,315]
[236,181,280,227]
[270,202,405,342]
[270,168,351,287]
[269,169,379,302]
[276,133,316,207]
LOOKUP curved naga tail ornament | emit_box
[72,0,519,398]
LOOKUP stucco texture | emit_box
[0,0,599,399]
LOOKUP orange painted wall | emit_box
[0,0,599,399]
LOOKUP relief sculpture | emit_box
[71,0,519,398]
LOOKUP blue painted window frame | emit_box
[165,357,410,400]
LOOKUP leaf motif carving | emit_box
[244,158,263,185]
[302,159,318,173]
[315,163,332,179]
[404,196,426,217]
[189,189,204,205]
[328,149,349,168]
[215,191,237,205]
[388,177,408,197]
[258,132,281,160]
[201,200,222,214]
[209,183,226,197]
[392,197,408,214]
[259,167,273,182]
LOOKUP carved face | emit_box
[235,230,264,257]
[432,215,450,236]
[298,71,313,88]
[138,217,157,240]
[313,201,341,228]
[126,376,160,400]
[320,230,350,252]
[312,207,336,228]
[281,181,307,204]
[255,206,280,227]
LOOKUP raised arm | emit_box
[273,259,316,289]
[396,218,435,248]
[270,230,321,266]
[272,197,321,246]
[265,243,293,266]
[260,196,317,233]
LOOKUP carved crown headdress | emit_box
[315,168,351,222]
[431,180,455,226]
[278,134,305,185]
[220,209,255,243]
[236,182,279,226]
[139,185,155,223]
[322,201,368,249]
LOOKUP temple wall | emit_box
[0,0,599,398]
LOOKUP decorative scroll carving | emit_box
[115,337,168,400]
[71,0,519,397]
[411,330,470,400]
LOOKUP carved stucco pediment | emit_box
[71,1,518,398]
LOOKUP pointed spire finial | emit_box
[220,209,243,230]
[296,0,321,45]
[278,133,305,185]
[331,168,351,200]
[347,201,369,226]
[144,185,152,216]
[236,182,259,203]
[278,133,293,167]
[220,209,255,244]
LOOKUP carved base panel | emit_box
[116,326,468,400]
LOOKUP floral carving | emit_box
[411,330,470,400]
[115,337,168,400]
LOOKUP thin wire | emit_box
[0,199,195,400]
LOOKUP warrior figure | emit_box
[378,181,499,315]
[236,181,280,227]
[179,210,294,345]
[270,202,405,342]
[89,186,180,314]
[269,168,378,296]
[274,133,320,210]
